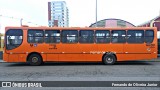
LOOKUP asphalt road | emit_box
[0,61,160,90]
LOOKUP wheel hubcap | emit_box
[106,57,113,63]
[32,57,38,63]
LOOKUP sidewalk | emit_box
[0,59,4,62]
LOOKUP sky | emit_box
[0,0,160,33]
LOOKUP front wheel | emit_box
[28,54,42,66]
[103,54,116,65]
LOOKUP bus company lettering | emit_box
[49,44,57,49]
[90,51,115,54]
[146,43,155,48]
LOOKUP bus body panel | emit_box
[46,54,59,61]
[19,54,27,62]
[3,52,8,62]
[9,54,19,62]
[3,27,157,63]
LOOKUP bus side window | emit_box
[145,30,154,43]
[28,30,44,43]
[111,30,126,43]
[79,30,94,43]
[61,30,78,43]
[127,30,144,43]
[45,30,60,43]
[95,30,110,43]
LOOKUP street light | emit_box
[0,15,23,26]
[20,18,23,26]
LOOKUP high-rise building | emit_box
[48,1,69,27]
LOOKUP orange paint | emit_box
[3,26,157,63]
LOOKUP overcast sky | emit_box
[0,0,160,33]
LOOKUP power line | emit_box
[0,14,39,26]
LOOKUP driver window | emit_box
[6,29,23,50]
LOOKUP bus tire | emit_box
[28,54,42,66]
[103,54,116,65]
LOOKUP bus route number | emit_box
[146,43,155,48]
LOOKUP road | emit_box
[0,61,160,90]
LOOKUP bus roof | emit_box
[5,26,157,31]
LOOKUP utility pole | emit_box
[95,0,97,27]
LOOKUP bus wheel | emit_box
[103,54,116,65]
[28,54,42,66]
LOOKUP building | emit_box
[48,1,69,27]
[138,15,160,54]
[138,15,160,31]
[89,18,135,27]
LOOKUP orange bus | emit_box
[3,26,157,65]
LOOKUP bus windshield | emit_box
[6,29,23,50]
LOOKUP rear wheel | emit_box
[28,54,42,66]
[103,54,116,65]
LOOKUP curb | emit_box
[0,60,160,63]
[0,58,160,63]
